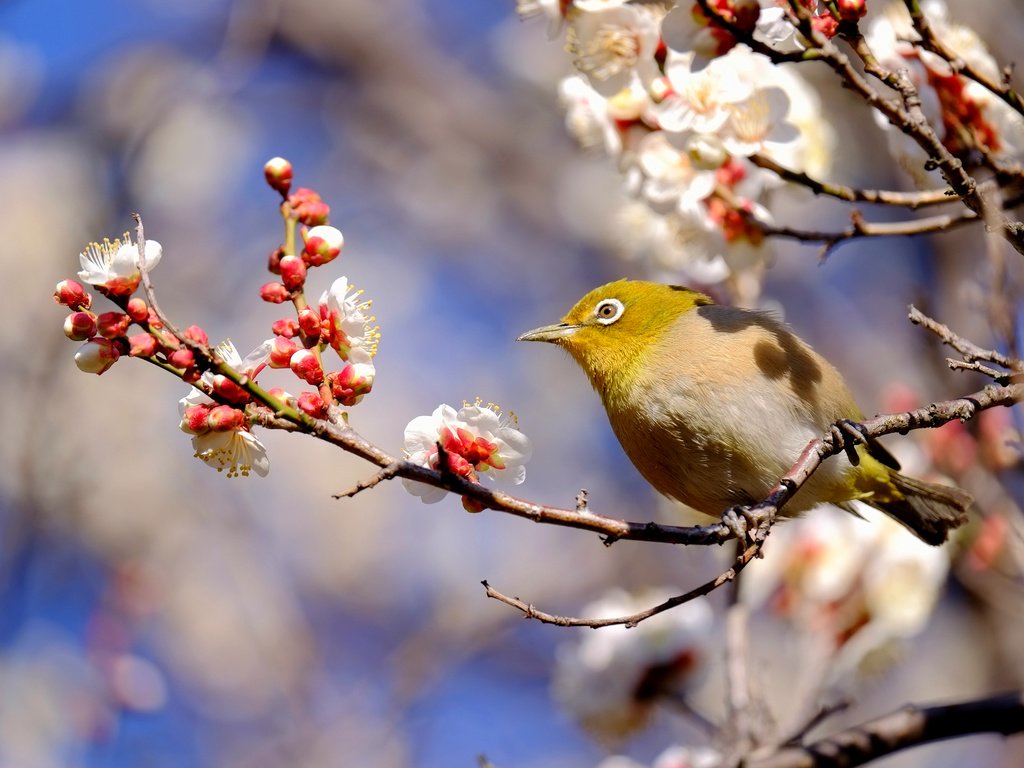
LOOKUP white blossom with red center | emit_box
[551,589,713,742]
[402,401,532,504]
[178,340,273,478]
[77,232,162,296]
[319,276,379,361]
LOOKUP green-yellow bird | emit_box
[518,279,970,545]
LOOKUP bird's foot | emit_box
[828,418,868,466]
[721,505,757,545]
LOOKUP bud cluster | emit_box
[53,157,382,478]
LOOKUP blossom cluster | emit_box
[55,158,531,496]
[743,504,950,685]
[54,158,381,478]
[522,0,835,283]
[520,0,1023,288]
[402,401,532,511]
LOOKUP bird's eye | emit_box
[593,298,625,325]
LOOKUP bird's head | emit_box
[518,279,713,394]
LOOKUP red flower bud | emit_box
[264,157,293,195]
[302,225,344,267]
[297,308,321,341]
[126,297,149,323]
[212,374,251,405]
[279,255,307,292]
[129,332,159,357]
[97,311,131,339]
[54,279,91,311]
[64,311,98,341]
[260,281,291,304]
[267,246,285,275]
[207,404,246,431]
[297,391,327,418]
[812,14,839,37]
[289,348,323,385]
[269,336,300,368]
[271,317,299,338]
[288,188,330,226]
[183,325,209,346]
[837,0,866,21]
[75,337,120,375]
[168,348,196,369]
[181,403,212,434]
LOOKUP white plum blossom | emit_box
[722,86,798,157]
[566,4,663,96]
[320,276,379,360]
[656,50,754,135]
[516,0,569,37]
[552,589,713,741]
[636,132,717,212]
[78,232,162,293]
[402,401,532,504]
[743,504,951,679]
[866,0,1024,171]
[177,340,274,478]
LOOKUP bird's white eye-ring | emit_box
[594,298,625,325]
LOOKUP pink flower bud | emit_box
[74,337,120,375]
[302,225,344,267]
[147,308,164,330]
[812,14,839,37]
[183,325,209,346]
[289,348,323,385]
[129,332,158,357]
[212,374,251,405]
[181,403,212,434]
[264,157,293,195]
[326,362,374,406]
[168,348,196,369]
[267,246,284,275]
[297,308,321,341]
[288,188,330,226]
[54,279,91,310]
[269,336,300,368]
[182,367,201,383]
[126,297,149,323]
[96,311,130,339]
[837,0,866,21]
[732,0,760,31]
[100,274,142,300]
[297,391,327,417]
[207,404,246,431]
[265,386,289,400]
[64,311,98,341]
[260,281,291,304]
[279,255,307,292]
[271,317,299,338]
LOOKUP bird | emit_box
[518,279,970,545]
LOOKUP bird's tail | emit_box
[871,472,971,546]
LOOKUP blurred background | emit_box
[3,0,1023,766]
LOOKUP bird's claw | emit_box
[722,505,757,545]
[829,418,868,466]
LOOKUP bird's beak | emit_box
[517,323,580,343]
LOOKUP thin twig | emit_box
[480,542,760,628]
[333,462,402,499]
[909,305,1024,372]
[750,154,960,208]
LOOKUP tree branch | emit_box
[747,691,1024,768]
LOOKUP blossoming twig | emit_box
[903,0,1024,118]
